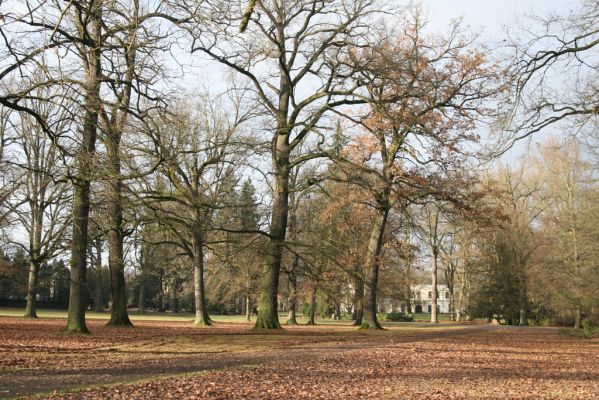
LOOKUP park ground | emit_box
[0,309,598,399]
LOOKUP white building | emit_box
[409,284,452,314]
[379,284,456,314]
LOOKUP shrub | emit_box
[386,312,414,322]
[582,319,598,339]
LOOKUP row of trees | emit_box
[0,0,597,332]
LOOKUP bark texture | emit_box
[193,231,210,326]
[352,276,364,326]
[361,209,389,330]
[307,287,317,325]
[254,150,289,329]
[93,239,104,313]
[66,1,102,333]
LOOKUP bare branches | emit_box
[502,0,599,150]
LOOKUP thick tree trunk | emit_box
[431,248,439,324]
[307,286,317,325]
[254,152,289,329]
[24,260,40,318]
[352,276,364,326]
[361,208,389,330]
[67,180,92,333]
[93,239,104,312]
[106,9,138,327]
[193,232,210,326]
[66,1,102,334]
[25,202,43,318]
[107,218,131,326]
[106,144,131,327]
[286,267,298,325]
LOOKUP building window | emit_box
[428,291,432,299]
[445,291,450,300]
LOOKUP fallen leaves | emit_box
[1,318,599,399]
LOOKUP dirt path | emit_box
[1,324,492,398]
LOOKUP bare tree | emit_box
[9,98,71,318]
[330,11,502,329]
[140,94,249,326]
[0,106,16,233]
[186,0,382,329]
[421,202,445,324]
[533,139,599,329]
[1,0,196,332]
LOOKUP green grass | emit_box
[0,307,196,322]
[0,307,468,326]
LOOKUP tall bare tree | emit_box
[141,95,249,326]
[10,98,71,318]
[331,11,502,329]
[533,139,599,328]
[187,0,382,329]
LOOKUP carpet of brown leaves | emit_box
[1,317,598,399]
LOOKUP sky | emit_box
[186,0,574,164]
[418,0,574,163]
[422,0,569,40]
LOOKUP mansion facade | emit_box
[380,284,457,314]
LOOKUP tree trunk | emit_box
[286,268,298,325]
[67,180,91,334]
[254,151,289,329]
[93,239,104,312]
[193,231,210,326]
[574,305,582,329]
[334,303,341,320]
[518,267,528,326]
[307,286,317,325]
[24,260,40,318]
[25,201,43,318]
[158,270,164,312]
[431,247,439,324]
[456,274,468,322]
[106,139,131,327]
[107,215,131,326]
[170,281,179,314]
[245,293,251,322]
[361,208,389,330]
[138,279,145,314]
[446,270,455,321]
[66,1,102,334]
[519,306,527,326]
[105,6,139,327]
[352,276,364,326]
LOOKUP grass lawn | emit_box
[0,307,461,325]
